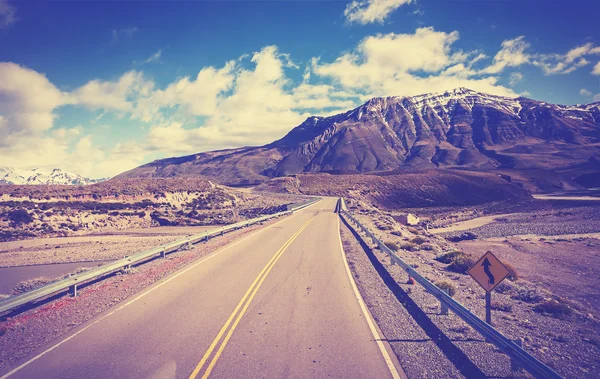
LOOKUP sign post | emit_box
[468,251,511,326]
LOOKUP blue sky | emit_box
[1,0,600,177]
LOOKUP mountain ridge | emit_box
[117,88,600,187]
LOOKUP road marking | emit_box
[189,216,316,379]
[336,216,404,379]
[0,200,322,379]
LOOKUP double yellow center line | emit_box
[189,215,317,379]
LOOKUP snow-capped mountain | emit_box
[117,88,600,185]
[0,168,107,185]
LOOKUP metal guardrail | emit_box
[338,198,561,379]
[0,198,321,315]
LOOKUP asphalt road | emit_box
[2,198,401,379]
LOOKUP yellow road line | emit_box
[1,200,323,379]
[189,216,317,379]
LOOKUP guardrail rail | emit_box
[0,197,321,315]
[337,198,561,379]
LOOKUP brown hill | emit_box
[255,170,530,208]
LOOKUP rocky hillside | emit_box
[117,88,600,186]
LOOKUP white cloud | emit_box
[344,0,413,25]
[112,26,138,41]
[0,63,67,139]
[0,0,16,29]
[136,61,236,121]
[143,49,162,64]
[593,62,600,75]
[595,94,600,102]
[313,27,516,98]
[481,38,600,76]
[580,88,592,97]
[509,72,523,86]
[481,36,531,74]
[73,71,154,113]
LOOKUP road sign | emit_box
[468,251,510,293]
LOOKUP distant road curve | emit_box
[533,194,600,201]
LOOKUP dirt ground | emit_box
[458,236,600,317]
[0,226,215,267]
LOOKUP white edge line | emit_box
[1,199,323,379]
[336,216,403,379]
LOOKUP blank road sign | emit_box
[468,251,511,292]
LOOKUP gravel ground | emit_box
[340,208,600,378]
[0,226,214,267]
[0,219,278,371]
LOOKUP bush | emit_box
[491,301,513,312]
[512,286,543,303]
[8,209,33,225]
[495,281,515,294]
[377,224,393,230]
[435,250,476,274]
[435,280,456,297]
[435,250,463,264]
[447,232,478,242]
[384,241,400,251]
[411,236,428,245]
[421,243,436,251]
[447,254,476,274]
[534,299,572,318]
[400,242,420,252]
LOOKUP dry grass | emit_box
[435,280,457,297]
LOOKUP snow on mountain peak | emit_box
[0,167,107,185]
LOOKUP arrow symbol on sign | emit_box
[481,257,495,285]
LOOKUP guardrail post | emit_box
[161,250,166,258]
[511,339,523,372]
[204,235,209,243]
[221,230,224,236]
[69,283,78,297]
[440,289,449,315]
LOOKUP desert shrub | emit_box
[512,286,543,303]
[109,211,120,216]
[8,209,33,225]
[534,299,572,318]
[491,301,513,312]
[391,230,402,236]
[495,281,515,294]
[411,236,428,245]
[385,241,400,251]
[435,250,475,274]
[377,224,393,230]
[447,232,478,242]
[447,254,476,274]
[435,250,463,264]
[435,280,456,297]
[504,262,519,281]
[400,242,420,252]
[421,243,436,251]
[407,227,420,234]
